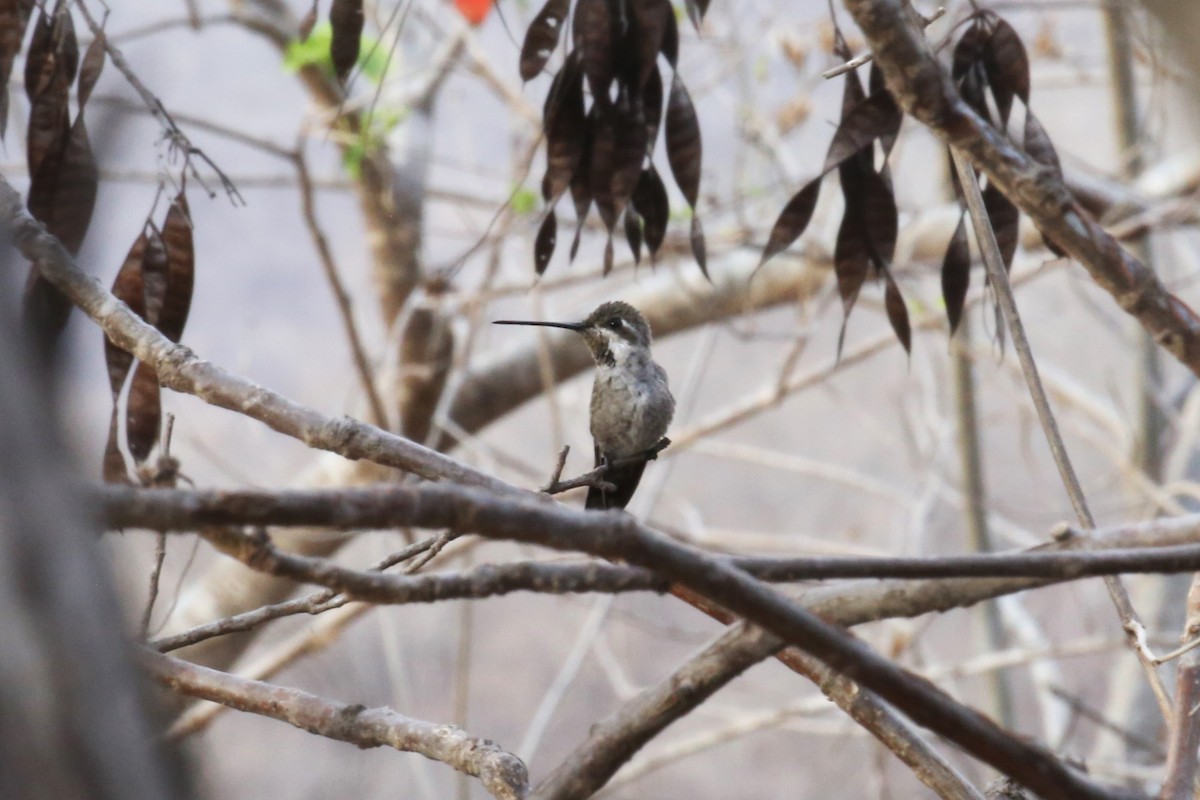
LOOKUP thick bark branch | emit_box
[531,516,1200,799]
[100,484,1200,581]
[841,0,1200,377]
[103,483,1139,798]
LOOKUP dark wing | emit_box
[585,446,647,510]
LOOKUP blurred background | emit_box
[7,0,1200,796]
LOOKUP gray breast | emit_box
[590,358,675,458]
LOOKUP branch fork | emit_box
[541,439,671,497]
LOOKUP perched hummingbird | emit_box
[494,301,675,510]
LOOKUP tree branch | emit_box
[100,482,1146,797]
[840,0,1200,378]
[0,175,514,494]
[142,650,530,800]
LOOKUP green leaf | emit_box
[284,21,390,85]
[284,23,334,73]
[342,138,365,179]
[511,186,539,216]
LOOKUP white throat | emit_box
[601,331,637,368]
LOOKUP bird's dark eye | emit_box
[606,318,622,331]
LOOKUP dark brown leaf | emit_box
[602,235,614,275]
[845,164,898,271]
[660,7,678,68]
[24,7,74,183]
[520,0,570,81]
[0,0,35,139]
[158,190,194,343]
[630,0,670,90]
[822,90,901,173]
[683,0,710,30]
[631,165,668,258]
[835,156,898,324]
[869,65,901,158]
[23,8,52,98]
[589,108,617,231]
[125,360,161,464]
[941,213,970,335]
[884,270,911,354]
[25,88,69,188]
[574,0,614,106]
[76,29,105,109]
[951,18,989,82]
[959,63,989,123]
[535,208,557,275]
[568,116,594,262]
[642,63,664,147]
[610,93,647,217]
[834,199,870,319]
[105,230,148,400]
[102,408,131,484]
[624,206,642,265]
[665,74,701,209]
[542,53,585,203]
[761,178,820,267]
[983,17,1030,126]
[141,223,169,326]
[329,0,363,84]
[1023,111,1061,177]
[28,113,98,255]
[569,220,585,262]
[54,4,77,82]
[690,215,708,280]
[982,182,1018,270]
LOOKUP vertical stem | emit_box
[949,149,1173,724]
[952,325,1013,728]
[1103,4,1164,482]
[453,550,475,800]
[1160,575,1200,800]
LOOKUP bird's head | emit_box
[493,301,653,367]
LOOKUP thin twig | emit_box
[950,150,1173,723]
[821,6,946,78]
[540,446,571,492]
[542,439,670,497]
[74,0,243,203]
[150,533,446,652]
[140,532,167,639]
[293,147,389,429]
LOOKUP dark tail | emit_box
[585,458,647,510]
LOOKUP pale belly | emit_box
[590,369,673,458]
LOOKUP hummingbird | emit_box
[494,301,675,510]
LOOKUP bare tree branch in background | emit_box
[143,650,530,800]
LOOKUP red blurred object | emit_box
[455,0,492,26]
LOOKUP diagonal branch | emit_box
[840,0,1200,378]
[104,482,1141,798]
[0,175,513,495]
[142,650,530,800]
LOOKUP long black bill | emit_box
[493,319,586,331]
